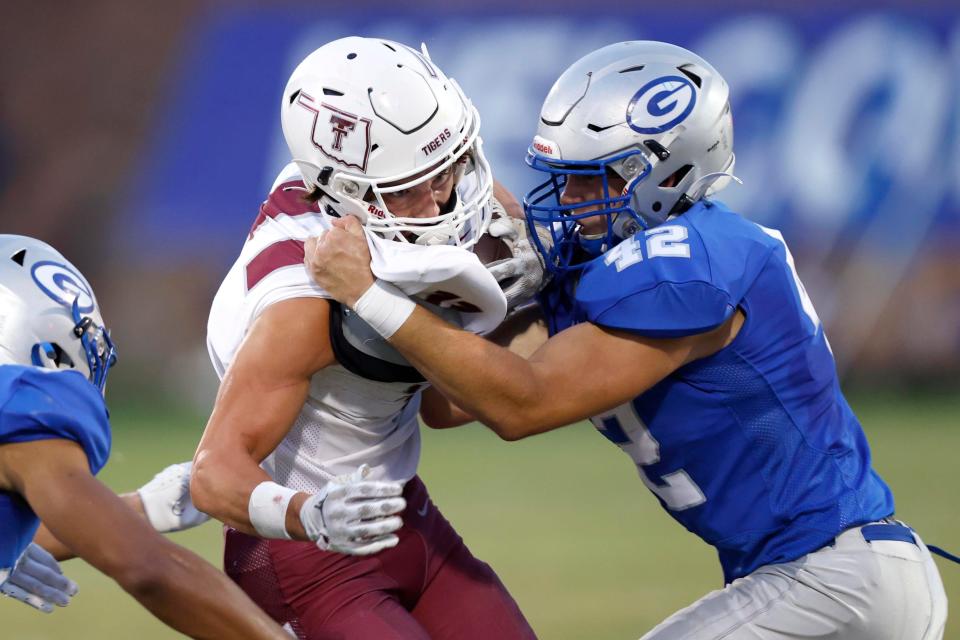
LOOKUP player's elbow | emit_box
[116,564,167,600]
[189,449,222,518]
[484,412,538,441]
[483,398,560,441]
[110,546,179,600]
[419,409,466,430]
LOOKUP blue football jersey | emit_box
[0,366,111,570]
[542,200,894,583]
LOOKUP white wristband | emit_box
[248,482,297,540]
[352,280,416,339]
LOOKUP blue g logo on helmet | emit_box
[31,261,95,313]
[627,75,697,134]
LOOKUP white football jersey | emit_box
[207,163,503,492]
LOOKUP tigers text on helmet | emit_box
[523,40,736,275]
[0,235,117,392]
[281,36,493,248]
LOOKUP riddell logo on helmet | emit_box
[367,203,386,219]
[421,128,452,156]
[295,92,373,172]
[532,136,558,156]
[533,140,554,155]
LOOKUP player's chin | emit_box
[576,215,608,237]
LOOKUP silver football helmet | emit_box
[0,235,116,392]
[281,36,493,248]
[524,41,736,274]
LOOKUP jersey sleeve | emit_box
[586,279,735,337]
[0,368,111,474]
[575,205,771,338]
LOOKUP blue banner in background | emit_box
[126,6,960,268]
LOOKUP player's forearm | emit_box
[390,306,553,439]
[191,447,309,538]
[33,522,74,561]
[120,541,288,640]
[33,493,142,560]
[19,453,285,638]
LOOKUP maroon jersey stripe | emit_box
[249,181,320,238]
[245,239,305,291]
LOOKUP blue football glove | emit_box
[0,543,78,613]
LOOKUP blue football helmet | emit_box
[0,235,117,392]
[524,41,736,275]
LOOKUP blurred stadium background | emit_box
[1,1,957,638]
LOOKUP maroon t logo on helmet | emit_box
[329,114,356,151]
[295,92,372,172]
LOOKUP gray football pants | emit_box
[641,521,947,640]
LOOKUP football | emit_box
[473,231,513,265]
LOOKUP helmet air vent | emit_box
[541,72,592,127]
[288,89,301,105]
[677,65,702,88]
[619,65,645,74]
[381,42,397,52]
[347,53,357,60]
[322,87,344,96]
[10,249,26,266]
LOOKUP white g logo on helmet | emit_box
[626,75,697,134]
[31,261,95,313]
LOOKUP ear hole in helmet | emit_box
[30,342,75,370]
[347,52,357,60]
[288,89,301,105]
[10,249,26,266]
[677,64,702,88]
[660,164,693,188]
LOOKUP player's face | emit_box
[559,171,627,236]
[379,162,460,219]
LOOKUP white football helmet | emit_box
[524,41,736,274]
[0,235,117,392]
[281,36,493,248]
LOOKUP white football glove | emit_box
[137,461,211,533]
[0,543,78,613]
[300,464,406,556]
[485,199,552,310]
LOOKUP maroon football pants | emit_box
[224,476,536,639]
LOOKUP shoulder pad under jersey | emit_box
[576,201,777,337]
[0,366,111,474]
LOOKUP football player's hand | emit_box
[299,464,406,556]
[0,543,78,613]
[137,461,211,533]
[305,217,375,308]
[485,200,551,309]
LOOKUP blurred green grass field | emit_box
[5,393,958,639]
